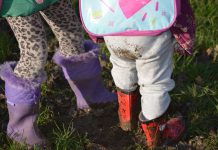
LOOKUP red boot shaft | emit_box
[117,90,139,131]
[141,118,165,148]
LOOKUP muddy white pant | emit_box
[104,31,175,121]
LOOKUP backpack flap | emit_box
[80,0,180,37]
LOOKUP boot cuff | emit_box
[0,61,47,89]
[53,40,99,66]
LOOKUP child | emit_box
[104,32,184,148]
[0,0,116,148]
[80,0,195,148]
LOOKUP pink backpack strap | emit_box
[170,0,196,55]
[88,34,104,43]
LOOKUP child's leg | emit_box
[40,0,116,110]
[136,31,175,121]
[104,37,140,131]
[135,31,183,148]
[40,0,84,57]
[6,14,47,80]
[136,31,174,121]
[1,14,48,147]
[107,52,138,93]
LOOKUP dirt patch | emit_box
[73,106,138,150]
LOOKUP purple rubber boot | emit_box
[53,40,117,110]
[0,62,47,148]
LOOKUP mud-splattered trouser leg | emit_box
[104,31,175,121]
[6,0,84,79]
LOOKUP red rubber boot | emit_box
[162,116,185,144]
[117,90,139,131]
[141,113,185,148]
[141,118,165,149]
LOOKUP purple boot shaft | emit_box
[53,40,117,109]
[0,62,47,148]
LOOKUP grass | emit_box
[190,0,218,50]
[0,0,218,149]
[53,121,86,150]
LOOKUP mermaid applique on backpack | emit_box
[79,0,196,54]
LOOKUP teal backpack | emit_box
[80,0,180,36]
[0,0,58,17]
[80,0,196,55]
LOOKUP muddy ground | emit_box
[0,58,214,150]
[41,60,206,150]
